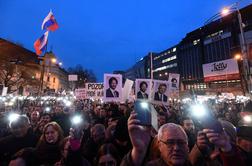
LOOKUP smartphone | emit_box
[200,117,223,133]
[134,100,151,126]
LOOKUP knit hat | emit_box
[219,120,237,144]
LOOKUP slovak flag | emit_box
[34,31,49,55]
[41,11,59,31]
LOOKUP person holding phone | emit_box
[189,120,246,166]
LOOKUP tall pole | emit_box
[150,52,153,79]
[237,8,250,94]
[39,57,45,95]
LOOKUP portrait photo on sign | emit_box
[168,73,180,91]
[135,79,151,100]
[103,74,122,101]
[152,80,169,103]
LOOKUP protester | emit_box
[0,95,251,166]
[8,148,39,166]
[55,130,91,166]
[181,117,196,151]
[30,111,40,131]
[82,124,106,163]
[36,122,64,165]
[95,143,120,166]
[0,115,38,165]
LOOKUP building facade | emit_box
[38,52,69,93]
[179,4,252,94]
[124,4,252,95]
[153,46,179,80]
[123,54,151,81]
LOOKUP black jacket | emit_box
[137,91,148,99]
[106,88,119,97]
[0,128,38,165]
[154,92,167,102]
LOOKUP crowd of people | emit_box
[0,96,251,166]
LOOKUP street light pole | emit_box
[236,7,250,94]
[206,1,250,95]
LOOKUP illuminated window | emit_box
[193,39,200,45]
[162,55,177,63]
[153,63,177,72]
[172,47,177,52]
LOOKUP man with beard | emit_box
[181,117,196,151]
[106,77,119,97]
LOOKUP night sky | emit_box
[0,0,251,81]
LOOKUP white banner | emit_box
[168,73,180,91]
[68,75,78,81]
[203,58,240,82]
[85,83,104,99]
[122,79,134,102]
[75,88,86,99]
[2,87,8,96]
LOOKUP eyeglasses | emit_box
[98,161,116,166]
[159,139,187,148]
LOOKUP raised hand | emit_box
[203,129,232,152]
[128,111,151,166]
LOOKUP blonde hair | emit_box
[40,122,64,143]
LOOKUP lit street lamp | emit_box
[51,58,57,64]
[205,1,250,94]
[221,2,250,94]
[235,53,242,60]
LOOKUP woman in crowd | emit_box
[55,127,91,166]
[95,143,120,166]
[36,122,64,165]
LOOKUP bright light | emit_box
[51,58,57,63]
[8,113,20,123]
[65,101,72,107]
[45,107,50,112]
[244,115,252,123]
[59,62,63,66]
[235,54,241,60]
[221,7,230,16]
[140,102,149,109]
[71,115,82,125]
[191,104,207,118]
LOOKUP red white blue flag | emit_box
[41,11,59,31]
[34,31,49,55]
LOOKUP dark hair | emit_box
[108,77,118,85]
[11,148,39,166]
[140,81,148,88]
[96,143,120,166]
[171,78,177,83]
[180,117,193,126]
[158,83,167,89]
